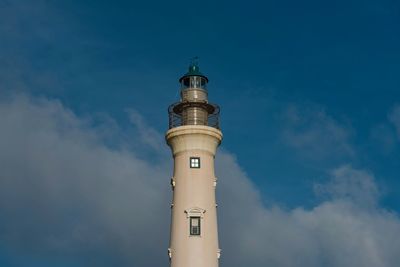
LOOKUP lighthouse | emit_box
[166,60,222,267]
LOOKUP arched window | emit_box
[185,207,205,236]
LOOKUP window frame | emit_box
[200,77,207,89]
[189,216,201,236]
[190,157,201,168]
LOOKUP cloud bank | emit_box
[0,94,399,267]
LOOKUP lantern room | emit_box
[168,61,220,129]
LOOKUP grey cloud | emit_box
[0,94,170,266]
[314,165,379,208]
[1,94,400,267]
[128,108,165,152]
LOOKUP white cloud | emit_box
[217,155,400,267]
[0,94,399,267]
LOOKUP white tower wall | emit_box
[166,125,222,267]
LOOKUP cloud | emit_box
[281,105,354,160]
[128,108,165,152]
[217,155,400,267]
[0,94,400,267]
[314,165,379,207]
[0,94,171,266]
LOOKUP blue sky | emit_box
[1,0,400,266]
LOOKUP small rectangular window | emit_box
[190,217,201,236]
[190,157,200,168]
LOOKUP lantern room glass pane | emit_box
[182,78,190,89]
[200,78,207,89]
[182,76,207,89]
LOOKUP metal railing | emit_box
[168,102,220,130]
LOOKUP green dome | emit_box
[179,60,208,82]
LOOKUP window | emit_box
[182,78,190,89]
[190,157,200,168]
[200,78,207,89]
[185,207,205,236]
[190,217,201,235]
[182,76,206,89]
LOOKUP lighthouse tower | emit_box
[166,61,222,267]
